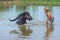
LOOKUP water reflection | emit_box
[45,23,54,40]
[19,25,32,36]
[0,3,13,12]
[16,5,27,12]
[10,25,32,38]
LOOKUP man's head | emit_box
[44,8,49,13]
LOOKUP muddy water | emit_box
[0,4,60,40]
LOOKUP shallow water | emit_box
[0,4,60,40]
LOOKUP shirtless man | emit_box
[44,8,54,24]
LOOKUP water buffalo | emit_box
[9,12,33,25]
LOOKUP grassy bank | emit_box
[19,0,60,2]
[0,1,60,6]
[18,2,60,6]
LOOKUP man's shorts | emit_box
[49,17,54,23]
